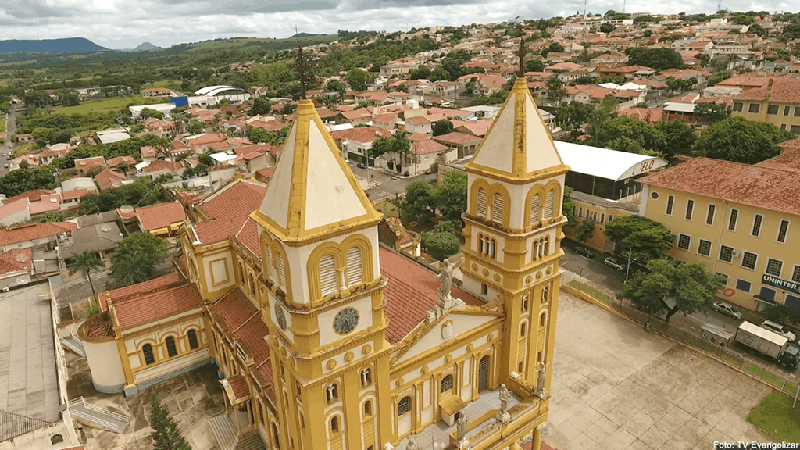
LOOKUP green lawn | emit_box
[567,280,613,305]
[55,96,158,114]
[374,200,398,217]
[746,391,800,443]
[0,114,5,133]
[143,79,179,89]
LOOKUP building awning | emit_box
[439,394,467,416]
[555,142,668,181]
[221,375,250,405]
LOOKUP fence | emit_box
[560,270,800,405]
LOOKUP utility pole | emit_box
[625,249,633,283]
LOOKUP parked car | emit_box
[603,257,624,271]
[711,302,742,320]
[761,320,797,342]
[357,162,367,169]
[574,247,594,259]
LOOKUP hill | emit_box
[135,42,159,51]
[0,37,105,53]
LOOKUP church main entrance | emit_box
[479,355,490,391]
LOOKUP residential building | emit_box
[432,132,483,158]
[640,157,800,311]
[731,77,800,135]
[136,202,188,236]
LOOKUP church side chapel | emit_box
[78,48,569,450]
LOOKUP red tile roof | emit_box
[779,137,800,151]
[0,222,76,246]
[380,247,482,344]
[331,126,391,144]
[0,248,32,274]
[99,273,182,311]
[200,180,266,220]
[94,169,127,190]
[227,374,250,400]
[433,132,481,146]
[136,202,187,231]
[411,139,448,155]
[0,197,29,220]
[757,148,800,174]
[641,158,800,218]
[195,216,249,245]
[616,108,663,124]
[236,218,261,257]
[190,133,228,146]
[62,189,91,200]
[107,156,136,168]
[142,160,183,174]
[255,167,275,181]
[113,283,202,329]
[212,288,259,332]
[9,189,56,203]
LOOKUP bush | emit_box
[404,171,409,177]
[422,221,461,260]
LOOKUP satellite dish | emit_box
[100,224,112,232]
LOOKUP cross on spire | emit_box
[517,37,527,77]
[294,45,315,100]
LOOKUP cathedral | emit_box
[78,77,569,450]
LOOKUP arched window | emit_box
[330,416,339,433]
[520,322,528,337]
[544,190,555,220]
[530,193,541,224]
[361,368,372,386]
[165,336,178,357]
[264,246,277,283]
[540,311,548,327]
[364,400,372,416]
[489,238,496,258]
[187,329,199,350]
[543,236,550,257]
[346,247,363,287]
[477,188,487,218]
[492,193,504,224]
[272,423,281,449]
[319,255,337,297]
[250,273,257,298]
[521,296,529,311]
[397,396,411,416]
[326,384,338,403]
[142,344,155,365]
[542,286,549,303]
[532,240,539,260]
[440,374,453,393]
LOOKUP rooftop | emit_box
[0,222,76,246]
[113,282,202,329]
[136,202,187,231]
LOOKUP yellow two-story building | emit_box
[640,156,800,312]
[730,76,800,135]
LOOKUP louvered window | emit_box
[544,190,555,219]
[492,193,503,223]
[477,188,487,218]
[319,255,337,297]
[142,344,155,365]
[187,329,199,350]
[265,246,277,283]
[346,247,363,286]
[530,193,541,224]
[166,336,178,357]
[277,255,286,289]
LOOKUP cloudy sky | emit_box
[0,0,795,49]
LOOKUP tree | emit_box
[434,172,467,222]
[654,120,696,157]
[784,22,800,40]
[621,259,723,323]
[111,233,170,286]
[346,69,372,91]
[525,59,545,73]
[562,186,577,227]
[604,215,674,265]
[187,120,203,135]
[547,77,565,103]
[410,65,432,80]
[693,116,794,164]
[575,219,596,243]
[600,23,614,33]
[421,220,461,261]
[625,46,684,70]
[69,252,103,300]
[432,119,454,137]
[401,180,436,223]
[693,102,730,124]
[150,395,191,450]
[326,79,347,99]
[249,97,272,116]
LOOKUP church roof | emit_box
[380,247,483,344]
[251,99,381,242]
[465,78,568,181]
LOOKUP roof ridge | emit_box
[231,310,261,334]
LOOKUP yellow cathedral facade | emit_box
[78,78,569,450]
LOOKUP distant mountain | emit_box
[0,37,105,53]
[291,33,326,38]
[135,42,159,51]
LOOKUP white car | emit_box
[711,302,742,320]
[761,320,797,342]
[603,257,624,271]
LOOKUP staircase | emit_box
[68,397,129,434]
[60,334,86,357]
[0,410,52,442]
[209,414,266,450]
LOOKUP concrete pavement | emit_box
[547,291,775,449]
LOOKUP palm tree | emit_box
[69,252,103,299]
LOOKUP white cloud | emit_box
[0,0,793,48]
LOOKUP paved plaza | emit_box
[547,292,777,450]
[0,284,60,423]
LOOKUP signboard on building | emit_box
[762,274,800,296]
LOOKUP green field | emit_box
[143,79,179,89]
[55,96,162,114]
[0,114,5,133]
[747,391,800,443]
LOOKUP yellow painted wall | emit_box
[732,100,800,133]
[564,198,636,252]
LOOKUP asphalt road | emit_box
[346,160,437,201]
[1,106,18,176]
[560,241,800,376]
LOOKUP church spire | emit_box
[465,78,568,181]
[251,100,381,242]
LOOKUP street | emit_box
[1,105,18,177]
[345,160,437,201]
[560,242,800,377]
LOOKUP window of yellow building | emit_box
[677,234,691,250]
[766,258,783,277]
[398,396,411,416]
[441,374,454,393]
[698,239,712,256]
[166,336,178,357]
[733,102,743,112]
[751,214,763,237]
[719,245,734,262]
[792,266,800,283]
[795,107,800,117]
[748,103,760,113]
[768,105,779,115]
[685,200,694,220]
[728,209,738,231]
[784,106,791,116]
[705,205,716,226]
[742,252,758,270]
[778,220,790,243]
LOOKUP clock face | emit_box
[274,304,287,330]
[334,308,359,335]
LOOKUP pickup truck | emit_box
[735,321,799,369]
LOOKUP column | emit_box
[532,426,542,450]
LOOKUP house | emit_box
[404,139,455,176]
[730,76,800,134]
[38,145,72,165]
[0,248,34,290]
[141,87,172,98]
[95,169,129,191]
[432,132,483,158]
[57,221,124,274]
[138,160,185,180]
[16,134,34,143]
[136,202,187,236]
[372,112,402,131]
[405,116,432,135]
[107,156,137,171]
[0,198,31,227]
[74,156,107,175]
[331,126,391,162]
[0,222,77,252]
